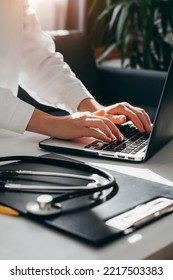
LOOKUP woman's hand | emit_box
[78,98,152,133]
[26,109,124,142]
[101,102,152,133]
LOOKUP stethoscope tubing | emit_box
[0,155,118,217]
[0,155,118,196]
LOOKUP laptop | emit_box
[39,59,173,162]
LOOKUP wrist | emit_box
[26,109,56,136]
[77,98,103,113]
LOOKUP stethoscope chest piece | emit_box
[0,155,118,218]
[26,194,62,216]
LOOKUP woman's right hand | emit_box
[26,109,124,142]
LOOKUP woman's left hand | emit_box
[96,102,151,133]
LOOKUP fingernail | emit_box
[120,134,124,141]
[111,134,116,140]
[120,116,126,122]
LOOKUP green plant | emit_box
[89,0,173,70]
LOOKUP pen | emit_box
[0,205,19,216]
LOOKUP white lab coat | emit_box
[0,0,92,133]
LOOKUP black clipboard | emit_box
[0,153,173,246]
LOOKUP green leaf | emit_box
[109,4,123,30]
[88,0,99,16]
[165,2,173,32]
[116,2,133,43]
[96,43,117,64]
[88,0,173,70]
[138,0,151,32]
[97,9,110,21]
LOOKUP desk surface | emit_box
[0,129,173,260]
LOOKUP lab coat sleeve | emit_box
[0,87,34,134]
[19,1,93,113]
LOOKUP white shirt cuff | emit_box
[0,88,34,134]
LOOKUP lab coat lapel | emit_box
[0,0,23,95]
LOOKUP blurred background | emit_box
[29,0,87,31]
[29,0,173,71]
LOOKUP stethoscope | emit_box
[0,155,118,217]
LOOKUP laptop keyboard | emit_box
[85,123,149,155]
